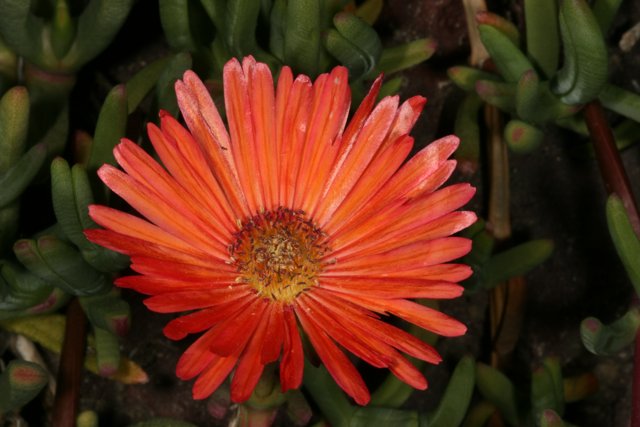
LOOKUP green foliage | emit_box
[0,360,48,415]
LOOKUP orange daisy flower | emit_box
[86,56,476,405]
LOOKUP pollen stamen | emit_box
[230,208,328,304]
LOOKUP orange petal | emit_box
[328,237,472,273]
[323,135,413,229]
[318,276,464,300]
[280,307,303,392]
[152,117,236,228]
[307,289,442,364]
[85,229,218,268]
[384,96,426,146]
[316,95,400,225]
[297,295,390,368]
[298,66,351,213]
[295,302,370,405]
[248,62,278,210]
[176,71,249,218]
[388,354,428,390]
[338,294,467,337]
[331,183,475,251]
[97,164,227,258]
[275,66,294,204]
[224,57,261,213]
[88,205,198,255]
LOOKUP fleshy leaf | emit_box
[552,0,608,104]
[581,308,640,355]
[475,363,520,426]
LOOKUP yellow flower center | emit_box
[230,208,328,304]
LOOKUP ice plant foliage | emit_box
[85,56,476,405]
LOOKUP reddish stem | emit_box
[51,298,87,427]
[584,100,640,427]
[584,101,640,235]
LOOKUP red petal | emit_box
[230,304,271,402]
[261,303,284,364]
[144,286,252,313]
[192,354,238,400]
[208,297,268,356]
[161,294,254,340]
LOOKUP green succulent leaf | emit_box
[331,12,381,77]
[0,360,48,414]
[552,0,608,104]
[284,0,324,77]
[599,83,640,124]
[504,120,544,154]
[303,361,354,427]
[67,0,135,70]
[462,401,497,427]
[592,0,624,32]
[581,308,640,355]
[80,292,130,337]
[606,194,640,293]
[0,261,54,311]
[156,52,193,116]
[0,143,47,209]
[0,0,44,67]
[93,326,122,377]
[482,239,554,288]
[0,86,29,172]
[351,408,419,427]
[524,0,559,78]
[478,24,532,83]
[427,356,476,427]
[51,0,76,60]
[531,358,564,419]
[454,93,483,172]
[87,84,128,173]
[540,409,567,427]
[475,79,517,113]
[356,0,383,25]
[376,38,436,76]
[125,55,173,113]
[13,236,111,296]
[448,66,501,92]
[475,363,520,426]
[476,11,521,46]
[515,70,579,124]
[226,0,261,57]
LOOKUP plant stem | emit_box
[51,298,87,427]
[584,101,640,235]
[584,100,640,427]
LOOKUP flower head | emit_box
[86,56,476,405]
